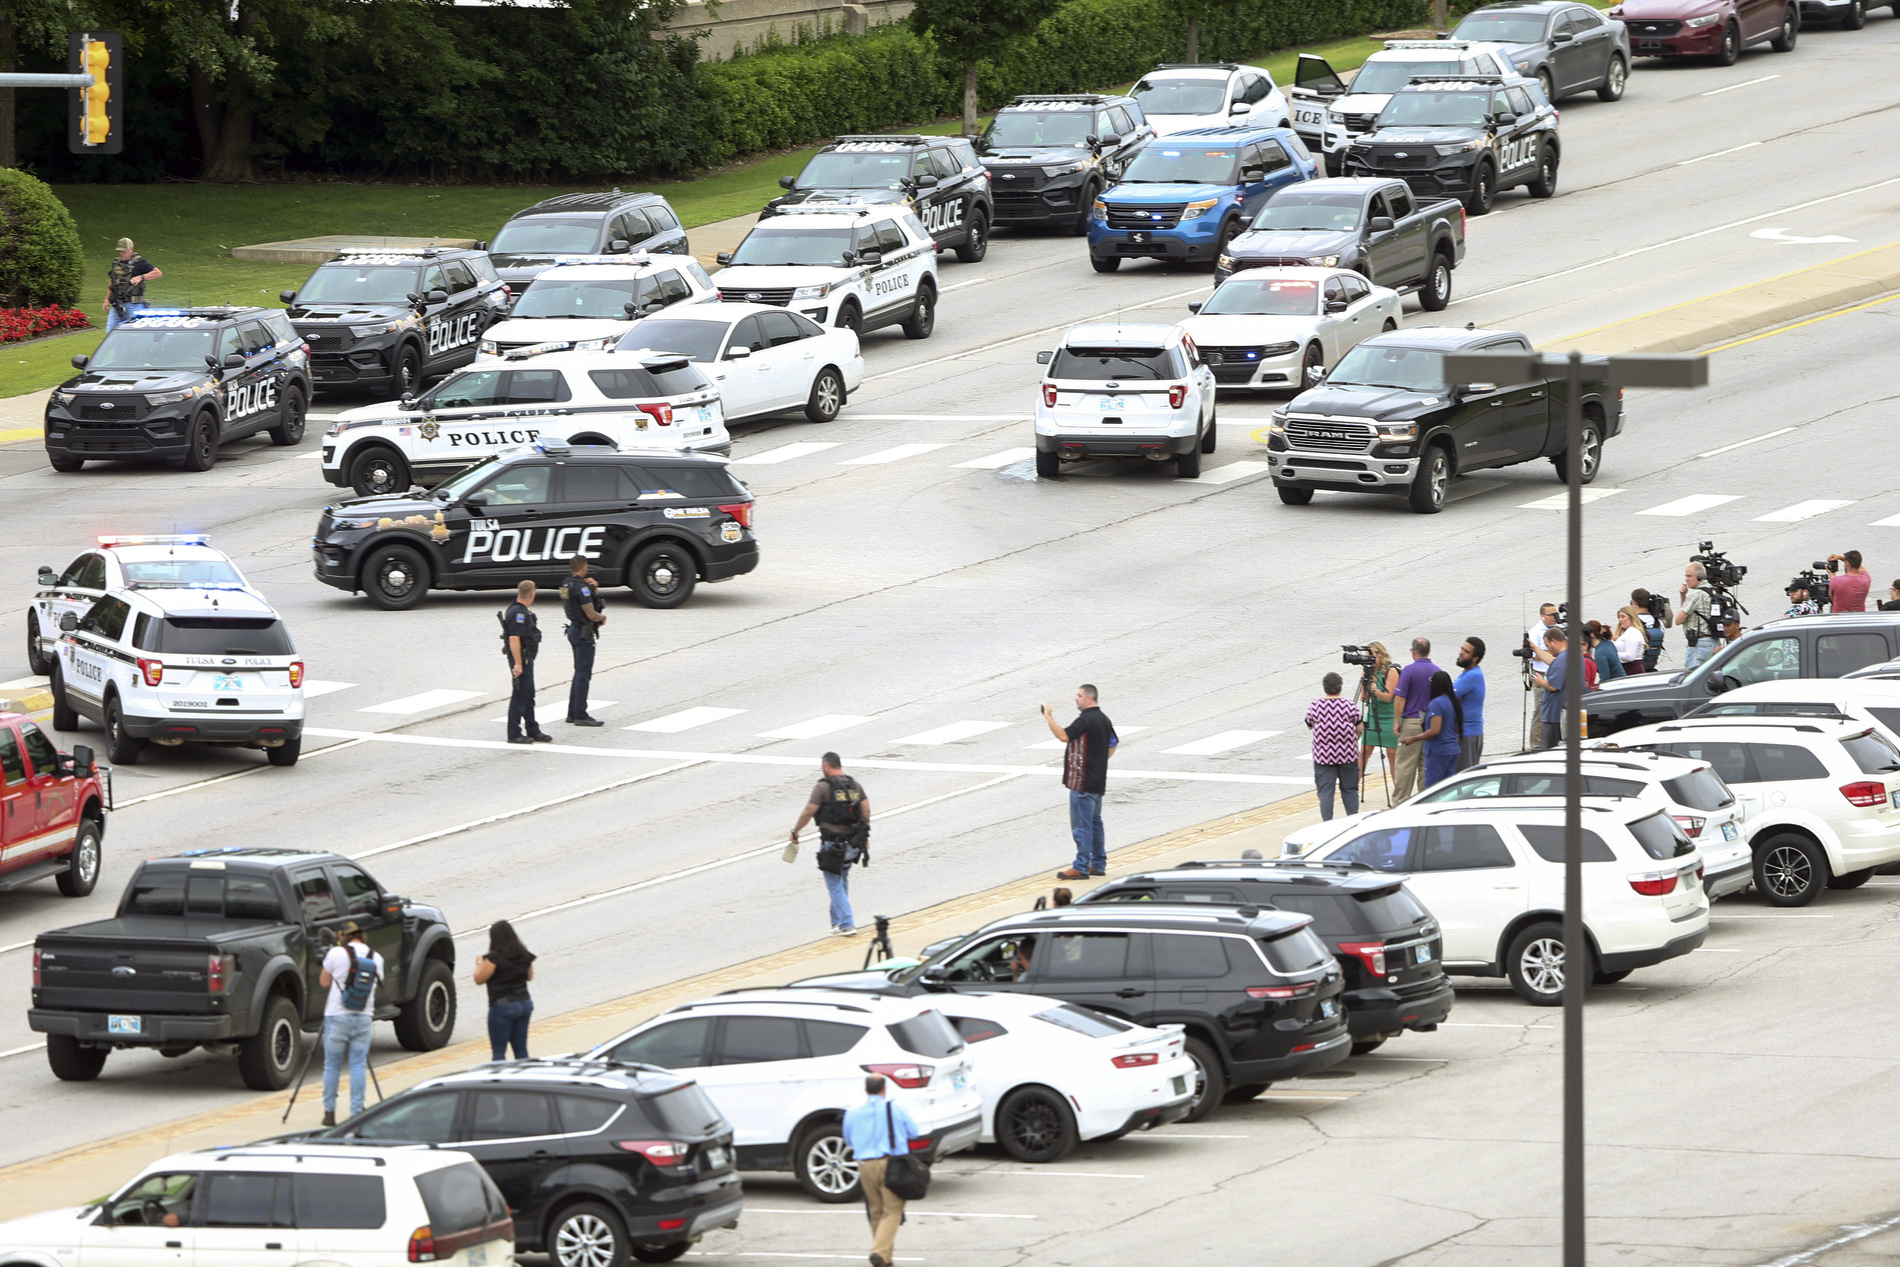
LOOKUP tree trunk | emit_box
[1185,15,1199,63]
[187,0,258,181]
[962,58,977,136]
[0,16,15,170]
[1433,0,1449,33]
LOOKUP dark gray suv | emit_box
[1450,1,1632,102]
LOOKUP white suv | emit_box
[1592,717,1900,906]
[474,254,715,363]
[1130,62,1290,137]
[1683,677,1900,750]
[29,534,258,677]
[0,1141,514,1267]
[714,204,940,340]
[1303,799,1709,1004]
[585,989,982,1203]
[1034,322,1219,479]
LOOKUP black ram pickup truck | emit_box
[1266,325,1623,514]
[30,847,456,1089]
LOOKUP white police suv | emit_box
[474,253,716,363]
[714,205,940,340]
[1033,322,1219,479]
[1288,41,1518,175]
[28,535,257,676]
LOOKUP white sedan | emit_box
[1178,266,1401,392]
[930,992,1195,1162]
[614,301,864,425]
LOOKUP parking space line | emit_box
[745,1208,1035,1219]
[1698,427,1794,458]
[939,1169,1146,1179]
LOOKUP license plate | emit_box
[704,1145,730,1169]
[697,407,713,424]
[1891,790,1900,810]
[1171,1075,1186,1094]
[1099,397,1127,411]
[951,1069,969,1091]
[1129,231,1149,243]
[108,1015,142,1035]
[1638,38,1661,49]
[1319,998,1338,1018]
[467,1245,488,1267]
[1722,821,1739,840]
[212,673,244,692]
[1415,944,1431,964]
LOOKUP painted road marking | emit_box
[731,442,839,465]
[892,720,1011,745]
[1025,725,1148,750]
[757,715,873,740]
[1872,513,1900,528]
[360,689,485,715]
[1196,460,1272,485]
[1677,140,1762,165]
[1518,489,1624,510]
[1638,494,1743,517]
[1163,729,1279,756]
[839,443,948,466]
[301,680,358,699]
[1753,499,1853,523]
[954,447,1037,469]
[492,700,617,724]
[0,677,49,691]
[1698,427,1794,458]
[1702,74,1779,96]
[624,706,746,733]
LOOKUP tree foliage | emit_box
[909,0,1062,132]
[0,168,85,307]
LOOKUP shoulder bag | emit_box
[881,1102,931,1200]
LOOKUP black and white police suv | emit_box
[27,535,259,677]
[1342,74,1560,215]
[45,307,311,473]
[48,581,305,767]
[312,443,758,611]
[320,350,730,496]
[281,246,508,397]
[715,205,941,340]
[488,188,692,292]
[474,253,716,363]
[763,134,993,263]
[977,94,1154,233]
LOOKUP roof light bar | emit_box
[98,534,209,547]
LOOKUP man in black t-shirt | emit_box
[790,753,871,936]
[104,237,162,331]
[1042,684,1118,880]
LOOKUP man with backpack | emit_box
[790,753,871,937]
[317,920,384,1126]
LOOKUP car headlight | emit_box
[1375,422,1418,440]
[569,337,615,352]
[1180,198,1221,221]
[479,339,498,355]
[146,387,198,406]
[1435,141,1480,156]
[1091,199,1107,220]
[329,517,379,530]
[1306,255,1340,267]
[351,321,401,337]
[791,283,835,300]
[1043,161,1089,178]
[1685,12,1721,24]
[50,390,73,405]
[1217,254,1237,270]
[1260,342,1300,357]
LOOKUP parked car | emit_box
[1684,677,1900,748]
[0,711,107,898]
[977,93,1154,233]
[612,302,865,426]
[1130,62,1291,136]
[489,190,691,293]
[1609,0,1802,63]
[1789,0,1899,28]
[1285,40,1520,175]
[1181,267,1402,392]
[1453,1,1633,100]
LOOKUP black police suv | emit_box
[309,1058,742,1265]
[312,444,758,611]
[977,94,1152,234]
[489,190,692,292]
[46,306,312,474]
[764,134,994,263]
[282,247,509,397]
[1083,860,1453,1056]
[1342,74,1560,215]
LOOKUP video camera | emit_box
[1340,645,1378,669]
[1787,561,1833,609]
[1692,540,1747,589]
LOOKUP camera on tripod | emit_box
[1340,645,1378,669]
[1692,540,1747,589]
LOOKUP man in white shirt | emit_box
[318,920,384,1126]
[1525,603,1558,652]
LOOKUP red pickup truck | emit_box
[0,709,109,898]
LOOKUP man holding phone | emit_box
[1043,684,1118,881]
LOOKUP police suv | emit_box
[48,581,305,767]
[715,205,940,339]
[282,246,509,396]
[977,94,1154,233]
[1288,41,1519,176]
[311,443,758,611]
[474,254,716,363]
[489,190,692,292]
[321,350,730,496]
[1342,74,1560,215]
[46,307,311,473]
[763,134,994,263]
[28,535,258,677]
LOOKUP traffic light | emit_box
[67,31,123,156]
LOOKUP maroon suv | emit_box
[1610,0,1800,62]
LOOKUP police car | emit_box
[45,307,312,473]
[763,134,994,264]
[311,444,758,611]
[715,205,940,340]
[1287,41,1519,176]
[27,535,258,677]
[282,246,509,397]
[1342,75,1560,215]
[48,582,305,767]
[320,350,730,496]
[474,254,716,363]
[1032,322,1219,479]
[977,94,1154,233]
[488,189,692,292]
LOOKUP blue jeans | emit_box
[1069,791,1105,874]
[566,626,595,720]
[1423,748,1459,789]
[322,1010,374,1116]
[1313,762,1359,820]
[487,997,533,1061]
[824,867,854,931]
[1684,638,1713,670]
[105,301,146,332]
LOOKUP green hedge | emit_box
[0,170,85,308]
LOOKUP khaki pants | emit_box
[859,1157,905,1263]
[1394,716,1425,799]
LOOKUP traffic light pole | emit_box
[0,73,94,87]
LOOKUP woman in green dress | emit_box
[1358,640,1399,795]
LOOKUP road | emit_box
[0,23,1897,1263]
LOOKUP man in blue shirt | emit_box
[1454,637,1487,771]
[1535,628,1571,750]
[842,1074,919,1267]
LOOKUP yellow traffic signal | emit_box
[67,30,122,156]
[83,40,110,145]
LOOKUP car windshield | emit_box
[1629,812,1695,861]
[982,110,1094,149]
[491,217,601,255]
[729,226,856,267]
[1327,342,1444,390]
[1251,191,1365,231]
[296,265,419,306]
[89,328,217,372]
[431,456,503,500]
[1377,90,1490,128]
[121,558,244,587]
[1452,12,1549,42]
[1843,730,1900,774]
[614,319,728,363]
[796,150,912,189]
[142,617,295,656]
[1050,346,1176,380]
[511,278,644,319]
[1131,77,1228,115]
[1119,145,1238,185]
[1350,60,1463,94]
[1662,768,1734,811]
[1201,277,1320,316]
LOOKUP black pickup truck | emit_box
[30,846,456,1089]
[1215,177,1465,311]
[1266,325,1623,513]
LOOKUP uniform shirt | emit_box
[561,574,601,639]
[1303,696,1362,765]
[107,254,155,305]
[810,774,865,841]
[843,1095,919,1162]
[1832,571,1871,613]
[1454,666,1486,736]
[321,941,384,1018]
[1393,658,1440,719]
[504,600,540,660]
[1062,706,1117,795]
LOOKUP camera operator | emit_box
[1784,580,1821,619]
[1533,628,1574,750]
[1676,563,1716,669]
[1526,603,1559,652]
[1353,643,1400,794]
[1827,551,1871,612]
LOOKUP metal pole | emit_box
[0,72,92,87]
[1563,350,1585,1267]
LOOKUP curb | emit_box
[0,690,52,714]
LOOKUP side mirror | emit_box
[1187,302,1203,313]
[426,288,449,303]
[59,613,78,632]
[279,290,297,305]
[463,494,485,509]
[920,964,949,983]
[222,353,246,369]
[725,345,752,360]
[857,250,883,267]
[72,744,95,777]
[1325,299,1348,313]
[1715,675,1741,694]
[1367,215,1396,233]
[1553,30,1573,42]
[71,353,89,370]
[1036,350,1054,365]
[715,252,732,266]
[778,176,796,189]
[1497,113,1518,127]
[606,239,631,254]
[38,565,57,586]
[1460,380,1498,395]
[915,174,939,188]
[1241,167,1266,183]
[1099,133,1123,147]
[399,395,419,410]
[1230,101,1252,115]
[380,895,405,918]
[475,240,487,251]
[642,300,666,313]
[406,292,422,306]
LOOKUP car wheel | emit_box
[48,453,85,472]
[1536,67,1554,101]
[1223,1082,1271,1102]
[1597,55,1628,101]
[1755,834,1827,904]
[805,367,845,422]
[793,1120,861,1202]
[1841,0,1866,26]
[348,446,408,498]
[1552,419,1602,484]
[1035,449,1061,478]
[1071,181,1100,236]
[954,213,989,263]
[50,666,78,731]
[1091,255,1122,273]
[46,1034,107,1082]
[1276,483,1313,506]
[362,544,429,612]
[394,344,424,397]
[1175,439,1202,478]
[1349,1038,1387,1057]
[1420,252,1453,311]
[630,1245,689,1265]
[1300,342,1325,390]
[180,412,219,472]
[394,957,457,1050]
[1506,921,1581,1006]
[997,1086,1079,1162]
[550,1200,630,1267]
[835,302,862,337]
[1527,145,1559,199]
[1770,5,1798,48]
[105,696,143,766]
[237,994,303,1090]
[269,388,307,446]
[901,284,935,340]
[1180,1037,1228,1122]
[25,613,50,676]
[1215,217,1243,262]
[628,542,698,609]
[1828,867,1875,889]
[1715,20,1741,64]
[1382,318,1397,332]
[1463,162,1496,216]
[1408,445,1449,514]
[1593,969,1633,985]
[56,818,103,897]
[265,736,302,768]
[1201,403,1217,453]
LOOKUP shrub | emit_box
[0,169,86,309]
[0,304,92,344]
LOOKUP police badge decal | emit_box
[418,421,441,441]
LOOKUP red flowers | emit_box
[0,305,93,345]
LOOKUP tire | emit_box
[1505,921,1584,1007]
[1463,162,1496,217]
[1593,969,1633,985]
[954,213,989,263]
[1180,1037,1228,1122]
[269,389,307,446]
[901,285,935,340]
[627,542,697,609]
[631,1245,689,1265]
[237,994,302,1091]
[1091,256,1122,273]
[1408,445,1449,514]
[1715,21,1741,64]
[804,367,845,422]
[361,544,429,612]
[180,412,219,472]
[1035,449,1061,479]
[1201,405,1217,453]
[996,1085,1079,1163]
[549,1200,630,1267]
[792,1120,860,1202]
[394,957,457,1051]
[1770,5,1798,49]
[50,667,78,732]
[265,737,301,768]
[1175,440,1202,479]
[1841,0,1866,26]
[1215,217,1243,263]
[1382,318,1398,332]
[1827,867,1875,890]
[1527,145,1559,199]
[104,696,143,766]
[1070,181,1100,236]
[393,344,424,398]
[348,446,409,498]
[46,1034,107,1082]
[1349,1038,1387,1057]
[835,302,862,337]
[1536,67,1554,102]
[25,614,50,676]
[1754,834,1828,905]
[1300,342,1325,390]
[56,818,102,897]
[1552,418,1603,484]
[1419,252,1453,312]
[1597,55,1628,101]
[1276,483,1314,506]
[1223,1082,1271,1102]
[48,453,85,472]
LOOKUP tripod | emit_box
[861,915,896,970]
[1356,666,1397,809]
[282,1025,386,1125]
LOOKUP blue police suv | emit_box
[1087,124,1319,273]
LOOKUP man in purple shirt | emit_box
[1390,637,1440,800]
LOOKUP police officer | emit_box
[502,580,553,745]
[790,753,871,937]
[104,238,162,332]
[559,556,606,727]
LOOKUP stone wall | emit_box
[659,0,916,61]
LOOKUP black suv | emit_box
[1342,74,1561,215]
[1082,860,1452,1055]
[765,134,994,262]
[977,94,1152,233]
[490,190,692,291]
[46,306,312,474]
[1588,613,1900,738]
[309,1057,741,1266]
[282,247,509,397]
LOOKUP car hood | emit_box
[1332,92,1394,114]
[1104,181,1234,205]
[1615,0,1713,16]
[489,255,569,284]
[289,303,413,325]
[1179,313,1318,343]
[0,1205,102,1246]
[1229,227,1357,256]
[1146,114,1222,137]
[69,369,209,394]
[481,317,630,346]
[1363,125,1483,146]
[1287,382,1448,419]
[789,968,922,992]
[771,188,908,210]
[714,264,855,289]
[333,399,417,423]
[325,490,448,520]
[981,146,1093,167]
[1282,809,1378,855]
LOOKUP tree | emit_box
[3,0,96,169]
[908,0,1060,135]
[0,167,85,306]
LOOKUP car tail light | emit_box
[1338,941,1386,977]
[1246,983,1316,1000]
[718,502,753,529]
[300,343,312,356]
[408,1226,436,1262]
[1627,871,1679,896]
[288,661,305,689]
[1696,864,1705,881]
[32,947,41,988]
[1841,781,1887,808]
[615,1140,688,1166]
[1168,384,1187,409]
[657,1218,687,1231]
[909,1136,931,1152]
[638,402,674,427]
[1043,383,1058,407]
[1112,1052,1159,1069]
[136,657,164,687]
[1670,815,1705,838]
[206,954,235,993]
[862,1062,933,1089]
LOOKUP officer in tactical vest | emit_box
[502,579,552,745]
[560,556,606,727]
[790,753,871,936]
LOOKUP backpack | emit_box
[339,945,378,1013]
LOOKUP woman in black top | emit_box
[474,920,536,1060]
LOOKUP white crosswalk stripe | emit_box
[624,706,746,733]
[954,448,1037,470]
[360,689,485,715]
[891,720,1011,745]
[1753,499,1854,523]
[493,700,617,724]
[731,442,839,466]
[1637,494,1742,517]
[1025,725,1148,750]
[1196,461,1272,485]
[840,444,948,466]
[1872,513,1900,528]
[757,715,872,740]
[301,680,358,699]
[0,676,50,692]
[1163,729,1279,756]
[1518,489,1624,510]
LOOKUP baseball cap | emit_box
[116,237,134,251]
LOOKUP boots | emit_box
[321,1109,336,1127]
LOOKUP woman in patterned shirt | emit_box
[1306,672,1365,821]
